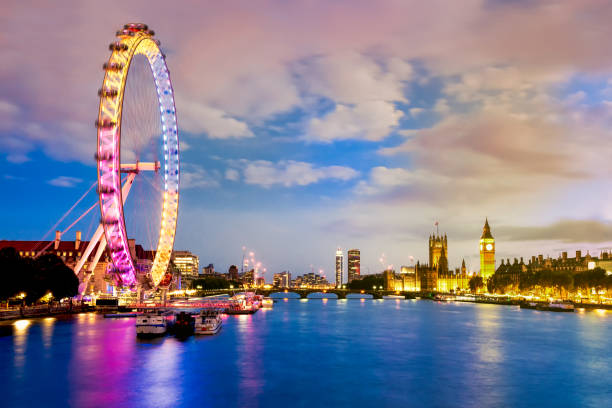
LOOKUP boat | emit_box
[520,302,538,310]
[225,302,257,315]
[136,310,174,337]
[105,312,140,318]
[194,310,222,335]
[173,311,195,336]
[261,297,274,308]
[537,301,575,313]
[433,294,455,301]
[226,293,258,314]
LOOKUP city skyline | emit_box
[3,1,612,280]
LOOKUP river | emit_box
[1,299,611,407]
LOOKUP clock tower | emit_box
[479,218,495,280]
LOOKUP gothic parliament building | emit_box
[385,219,495,292]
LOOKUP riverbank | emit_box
[0,303,94,320]
[428,294,612,311]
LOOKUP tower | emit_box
[479,218,495,280]
[335,248,343,288]
[429,233,448,268]
[347,249,360,283]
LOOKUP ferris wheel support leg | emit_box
[78,236,107,296]
[75,174,136,296]
[74,224,104,278]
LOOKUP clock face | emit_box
[486,243,493,251]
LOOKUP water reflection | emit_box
[142,339,182,407]
[41,317,55,350]
[13,319,31,372]
[1,303,611,407]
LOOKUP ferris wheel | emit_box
[73,23,179,293]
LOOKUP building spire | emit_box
[481,217,493,239]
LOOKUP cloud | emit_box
[409,107,425,117]
[307,101,403,142]
[179,100,253,139]
[3,1,612,163]
[298,52,410,105]
[6,153,30,164]
[225,168,240,181]
[356,167,426,195]
[499,219,612,243]
[181,164,220,189]
[242,160,358,188]
[3,174,25,181]
[48,176,82,188]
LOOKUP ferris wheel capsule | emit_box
[95,24,179,289]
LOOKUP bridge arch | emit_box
[269,291,301,299]
[346,293,374,299]
[307,292,339,299]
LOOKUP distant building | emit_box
[348,249,360,283]
[202,263,215,275]
[273,271,291,288]
[242,269,255,286]
[228,265,239,281]
[0,231,167,294]
[383,269,395,290]
[479,218,495,280]
[256,277,265,287]
[398,231,469,293]
[292,272,329,289]
[172,250,199,287]
[335,248,343,288]
[399,265,418,291]
[429,233,448,268]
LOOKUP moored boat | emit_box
[136,310,174,337]
[520,302,539,310]
[261,297,274,308]
[173,311,195,336]
[537,301,575,312]
[194,310,222,335]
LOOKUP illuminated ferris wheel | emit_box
[75,23,179,291]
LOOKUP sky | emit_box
[2,0,612,282]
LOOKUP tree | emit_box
[192,276,231,290]
[36,254,79,300]
[469,276,484,293]
[346,275,384,290]
[0,247,24,299]
[0,249,78,303]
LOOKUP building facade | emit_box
[273,271,292,288]
[335,248,343,288]
[292,272,329,288]
[383,232,469,293]
[228,265,239,281]
[172,250,199,288]
[0,231,168,295]
[479,218,495,281]
[347,249,360,283]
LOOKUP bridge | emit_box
[188,288,421,300]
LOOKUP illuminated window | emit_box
[69,252,73,257]
[57,252,61,256]
[63,252,67,257]
[19,252,23,256]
